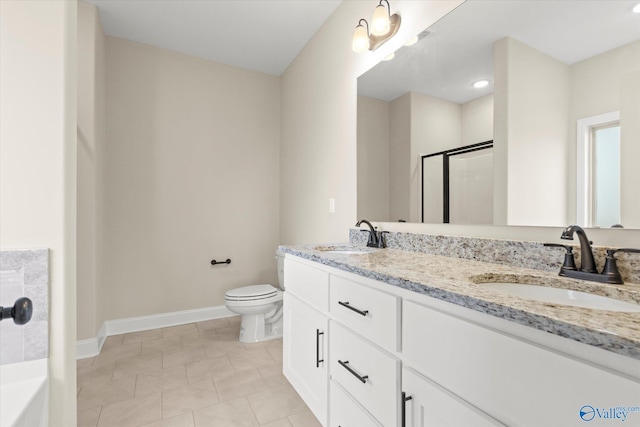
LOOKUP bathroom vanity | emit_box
[281,241,640,427]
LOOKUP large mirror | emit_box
[357,0,640,228]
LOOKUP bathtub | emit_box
[0,359,48,427]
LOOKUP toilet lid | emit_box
[225,284,278,301]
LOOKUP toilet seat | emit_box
[225,284,281,304]
[225,284,277,301]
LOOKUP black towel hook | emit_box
[211,258,231,266]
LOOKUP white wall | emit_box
[104,38,280,320]
[494,37,570,227]
[280,0,464,244]
[77,1,106,340]
[357,96,390,221]
[0,1,77,425]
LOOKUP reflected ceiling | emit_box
[358,0,640,104]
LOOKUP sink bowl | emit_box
[312,245,373,255]
[481,282,640,312]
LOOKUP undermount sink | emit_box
[312,245,373,255]
[480,282,640,312]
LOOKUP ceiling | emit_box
[358,0,640,104]
[85,0,342,76]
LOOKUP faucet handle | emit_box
[378,231,389,248]
[600,248,640,285]
[543,243,577,271]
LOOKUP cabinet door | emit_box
[403,367,504,427]
[283,293,329,426]
[330,380,382,427]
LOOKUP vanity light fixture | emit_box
[352,0,401,52]
[473,79,490,88]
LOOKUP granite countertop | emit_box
[279,244,640,360]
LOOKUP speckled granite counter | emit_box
[279,245,640,360]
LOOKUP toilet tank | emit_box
[276,249,285,290]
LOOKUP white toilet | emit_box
[224,250,285,343]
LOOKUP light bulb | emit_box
[352,24,370,52]
[371,4,391,36]
[473,80,489,88]
[634,2,640,13]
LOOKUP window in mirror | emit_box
[592,123,621,228]
[577,112,621,228]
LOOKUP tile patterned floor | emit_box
[77,316,321,427]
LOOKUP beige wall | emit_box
[389,93,412,222]
[570,40,640,228]
[280,0,464,244]
[461,94,493,146]
[0,1,77,425]
[494,37,570,227]
[361,91,493,224]
[104,38,280,320]
[77,1,106,340]
[410,92,461,222]
[357,96,390,221]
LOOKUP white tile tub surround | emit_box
[0,249,49,365]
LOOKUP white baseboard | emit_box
[76,322,107,359]
[77,305,234,359]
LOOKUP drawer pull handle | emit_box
[338,360,368,383]
[402,391,413,427]
[338,301,369,317]
[316,329,324,368]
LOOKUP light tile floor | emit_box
[77,316,321,427]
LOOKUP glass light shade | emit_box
[371,5,391,36]
[352,24,370,52]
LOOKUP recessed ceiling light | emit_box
[404,36,419,46]
[634,2,640,13]
[383,52,395,61]
[473,80,489,88]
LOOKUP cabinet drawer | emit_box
[330,322,399,427]
[330,275,400,351]
[330,380,382,427]
[403,299,640,426]
[284,257,329,313]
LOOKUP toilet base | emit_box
[238,313,283,343]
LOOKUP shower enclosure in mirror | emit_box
[422,140,493,224]
[357,0,640,228]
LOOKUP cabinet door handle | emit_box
[402,391,413,427]
[315,329,324,368]
[338,360,368,383]
[338,301,369,316]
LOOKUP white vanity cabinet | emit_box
[283,254,640,427]
[283,258,330,426]
[402,299,640,427]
